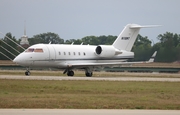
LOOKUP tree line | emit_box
[0,32,180,62]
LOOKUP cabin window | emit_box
[34,48,43,52]
[69,52,71,55]
[74,52,75,55]
[25,48,34,52]
[59,52,61,55]
[64,52,66,55]
[84,52,86,56]
[78,52,80,55]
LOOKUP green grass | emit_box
[0,79,180,109]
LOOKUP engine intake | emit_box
[95,45,121,57]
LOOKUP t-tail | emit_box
[112,24,161,51]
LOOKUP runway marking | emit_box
[0,75,180,82]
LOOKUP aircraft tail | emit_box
[112,24,160,51]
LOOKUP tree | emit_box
[29,32,64,45]
[158,32,180,47]
[131,35,152,61]
[156,32,180,62]
[81,36,99,45]
[78,35,116,45]
[65,39,82,44]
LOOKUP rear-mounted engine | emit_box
[95,45,121,57]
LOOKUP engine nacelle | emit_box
[95,45,121,57]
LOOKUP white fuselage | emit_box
[13,44,134,69]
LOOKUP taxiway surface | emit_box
[0,75,180,82]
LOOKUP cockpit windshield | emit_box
[34,48,43,52]
[25,48,34,52]
[25,48,43,53]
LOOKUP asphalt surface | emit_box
[0,75,180,82]
[0,109,180,115]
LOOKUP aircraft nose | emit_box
[13,56,20,64]
[13,54,25,64]
[13,53,30,66]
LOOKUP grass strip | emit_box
[0,79,180,109]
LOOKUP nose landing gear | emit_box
[25,70,30,76]
[25,68,31,76]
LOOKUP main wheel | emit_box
[85,72,93,77]
[67,70,74,76]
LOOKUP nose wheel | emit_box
[25,70,30,76]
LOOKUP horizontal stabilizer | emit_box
[130,25,162,29]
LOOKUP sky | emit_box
[0,0,180,43]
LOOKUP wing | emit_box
[65,51,157,68]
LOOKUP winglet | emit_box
[148,51,157,62]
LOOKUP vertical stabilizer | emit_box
[112,24,160,51]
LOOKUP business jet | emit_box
[13,24,158,77]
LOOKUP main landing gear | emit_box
[85,68,93,77]
[85,72,93,77]
[63,68,93,77]
[67,70,74,76]
[63,69,74,76]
